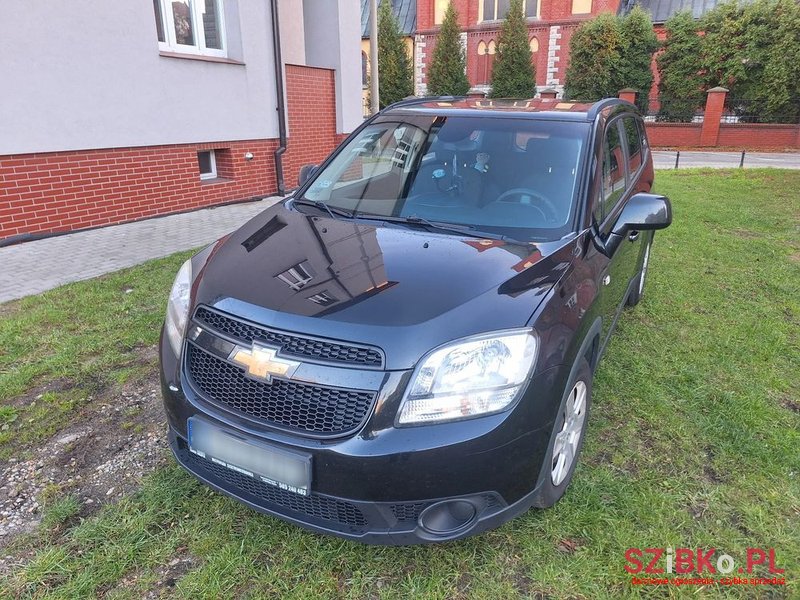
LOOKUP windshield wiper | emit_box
[356,213,517,242]
[291,198,355,220]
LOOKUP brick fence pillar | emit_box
[540,88,558,100]
[700,87,728,147]
[619,88,638,105]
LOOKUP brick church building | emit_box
[405,0,713,97]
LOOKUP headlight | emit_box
[397,329,538,425]
[164,259,192,357]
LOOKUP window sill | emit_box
[200,177,233,185]
[159,51,245,66]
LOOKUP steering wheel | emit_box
[494,188,559,223]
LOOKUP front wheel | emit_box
[627,233,654,307]
[532,358,593,508]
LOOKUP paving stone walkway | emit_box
[0,197,281,303]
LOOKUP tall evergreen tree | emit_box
[564,13,626,101]
[619,6,659,111]
[375,0,413,108]
[489,0,536,98]
[656,11,704,122]
[427,1,470,96]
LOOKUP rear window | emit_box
[304,115,589,242]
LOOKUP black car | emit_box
[160,97,671,544]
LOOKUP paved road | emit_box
[653,150,800,170]
[0,197,281,303]
[1,150,799,303]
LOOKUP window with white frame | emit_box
[481,0,539,20]
[154,0,227,57]
[197,150,217,180]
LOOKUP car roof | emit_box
[383,97,632,122]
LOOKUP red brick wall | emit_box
[716,124,800,150]
[644,123,703,148]
[283,64,338,187]
[0,139,279,241]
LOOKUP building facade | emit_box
[0,0,361,243]
[414,0,619,96]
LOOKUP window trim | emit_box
[595,118,630,231]
[198,150,218,180]
[621,115,645,184]
[155,0,227,58]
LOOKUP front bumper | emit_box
[160,327,565,544]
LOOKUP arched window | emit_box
[529,37,539,53]
[361,51,368,87]
[487,41,497,84]
[477,41,488,84]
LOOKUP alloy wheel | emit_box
[551,380,588,486]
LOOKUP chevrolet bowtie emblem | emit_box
[229,343,300,383]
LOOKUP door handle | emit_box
[628,230,640,242]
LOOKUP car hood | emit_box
[193,202,577,369]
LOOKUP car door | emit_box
[594,117,642,347]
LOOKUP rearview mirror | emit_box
[599,193,672,256]
[298,164,318,187]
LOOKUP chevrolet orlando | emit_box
[160,97,672,544]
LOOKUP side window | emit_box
[594,121,626,224]
[622,117,643,174]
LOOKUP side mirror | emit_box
[298,164,318,187]
[598,193,672,256]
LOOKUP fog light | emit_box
[418,500,477,535]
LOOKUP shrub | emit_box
[564,13,625,101]
[427,1,470,96]
[656,11,704,122]
[376,0,413,108]
[490,0,537,98]
[619,6,659,112]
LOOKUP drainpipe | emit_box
[270,0,287,195]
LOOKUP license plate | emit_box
[188,417,312,496]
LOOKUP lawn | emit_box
[1,169,798,599]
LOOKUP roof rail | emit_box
[586,97,634,120]
[382,95,466,111]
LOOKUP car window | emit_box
[303,116,590,242]
[594,120,626,224]
[622,116,643,175]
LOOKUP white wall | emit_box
[0,0,281,154]
[303,0,363,134]
[280,0,307,66]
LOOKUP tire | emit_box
[626,233,654,307]
[532,358,593,508]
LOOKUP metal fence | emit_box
[644,97,705,123]
[721,98,800,124]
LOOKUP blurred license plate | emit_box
[188,417,311,496]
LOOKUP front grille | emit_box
[180,441,368,529]
[389,494,502,524]
[195,307,383,368]
[391,502,428,523]
[186,344,375,436]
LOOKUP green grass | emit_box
[0,250,193,460]
[1,170,799,598]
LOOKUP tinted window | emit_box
[596,121,626,223]
[304,116,589,242]
[622,116,643,174]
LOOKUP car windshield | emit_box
[301,115,589,242]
